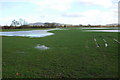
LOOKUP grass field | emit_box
[2,28,119,78]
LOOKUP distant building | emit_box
[28,22,45,26]
[106,23,118,27]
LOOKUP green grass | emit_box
[2,28,118,78]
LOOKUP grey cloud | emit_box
[61,13,84,18]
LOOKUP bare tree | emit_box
[11,20,19,27]
[19,18,28,26]
[79,24,83,27]
[87,24,91,27]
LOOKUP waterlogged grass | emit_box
[2,28,118,78]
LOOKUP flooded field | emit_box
[2,27,119,78]
[0,27,119,38]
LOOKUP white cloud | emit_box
[0,0,118,25]
[0,0,29,2]
[31,0,73,11]
[0,0,116,11]
[31,0,115,11]
[62,12,84,17]
[76,0,113,8]
[0,10,117,25]
[60,9,117,25]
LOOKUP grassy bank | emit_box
[2,28,118,78]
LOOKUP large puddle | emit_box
[81,27,110,29]
[35,44,49,50]
[84,30,120,32]
[0,28,60,38]
[80,27,120,32]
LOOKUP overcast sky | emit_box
[0,0,118,25]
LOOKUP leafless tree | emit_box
[11,20,19,27]
[19,18,28,26]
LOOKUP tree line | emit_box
[1,18,118,29]
[1,19,66,29]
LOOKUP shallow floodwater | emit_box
[0,28,60,38]
[81,27,119,30]
[35,44,49,50]
[85,30,120,32]
[81,27,109,29]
